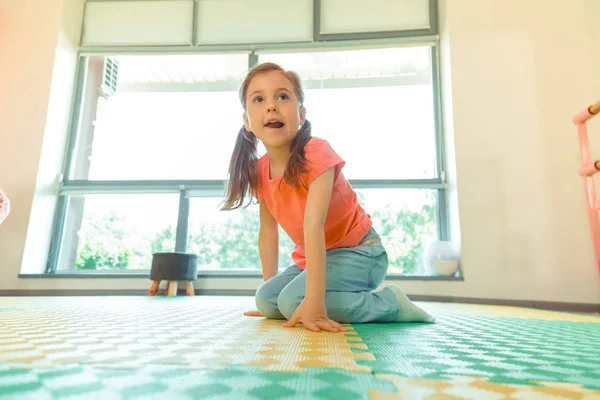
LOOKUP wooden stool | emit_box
[148,253,198,296]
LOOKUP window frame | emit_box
[45,0,450,277]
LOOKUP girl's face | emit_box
[243,70,306,151]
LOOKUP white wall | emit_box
[0,0,599,305]
[412,0,600,304]
[0,0,71,278]
[20,0,84,275]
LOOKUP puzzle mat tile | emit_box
[422,302,600,323]
[352,312,600,390]
[0,364,397,400]
[370,374,600,400]
[0,296,372,372]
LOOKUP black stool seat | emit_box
[150,253,198,281]
[148,253,198,296]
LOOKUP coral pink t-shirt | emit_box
[256,137,372,269]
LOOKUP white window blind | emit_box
[80,0,433,47]
[81,1,194,46]
[320,0,430,34]
[195,0,313,44]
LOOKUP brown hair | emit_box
[221,62,312,210]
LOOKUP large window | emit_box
[45,0,447,278]
[49,43,446,277]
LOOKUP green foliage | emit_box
[151,208,295,270]
[151,225,175,254]
[371,203,436,274]
[74,212,131,270]
[75,195,437,275]
[75,243,130,270]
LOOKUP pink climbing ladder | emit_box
[573,100,600,277]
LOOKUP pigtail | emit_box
[221,126,258,210]
[283,120,312,188]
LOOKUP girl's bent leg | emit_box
[255,265,302,319]
[277,230,434,323]
[278,240,397,323]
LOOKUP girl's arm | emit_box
[258,200,279,281]
[302,169,334,303]
[244,201,279,317]
[283,167,346,333]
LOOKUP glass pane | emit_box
[356,188,439,275]
[187,198,294,271]
[71,54,249,181]
[58,194,179,271]
[259,47,437,179]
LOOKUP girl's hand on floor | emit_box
[283,299,347,333]
[243,310,263,317]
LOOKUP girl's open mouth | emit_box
[265,121,284,129]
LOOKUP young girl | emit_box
[222,62,435,332]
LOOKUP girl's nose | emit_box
[267,105,277,113]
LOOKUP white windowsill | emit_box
[19,272,464,281]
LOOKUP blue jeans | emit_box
[254,228,401,323]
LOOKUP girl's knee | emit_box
[276,291,301,320]
[255,281,283,319]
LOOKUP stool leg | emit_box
[167,281,178,296]
[185,281,195,296]
[148,280,161,296]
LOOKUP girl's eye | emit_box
[277,93,289,100]
[253,96,263,103]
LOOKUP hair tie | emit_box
[243,129,254,143]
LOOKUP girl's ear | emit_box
[299,106,306,126]
[243,113,252,132]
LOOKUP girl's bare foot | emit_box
[244,310,263,317]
